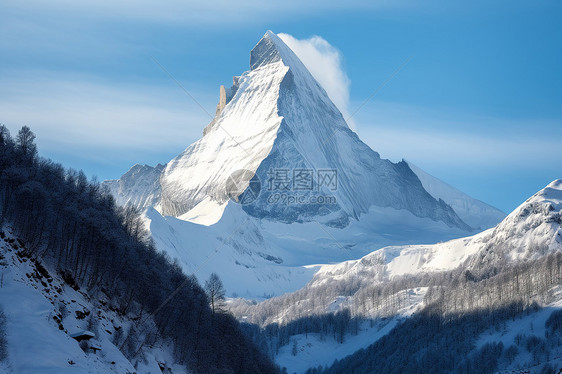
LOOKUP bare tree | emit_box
[205,273,226,315]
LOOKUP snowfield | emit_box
[145,201,469,298]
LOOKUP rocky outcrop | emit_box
[203,77,242,137]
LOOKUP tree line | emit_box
[317,250,562,373]
[230,219,562,372]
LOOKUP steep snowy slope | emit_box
[466,179,562,270]
[0,230,187,374]
[158,31,469,230]
[407,161,506,230]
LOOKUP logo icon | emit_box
[225,169,261,205]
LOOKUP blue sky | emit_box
[1,0,560,213]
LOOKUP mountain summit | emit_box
[151,31,471,229]
[103,31,508,297]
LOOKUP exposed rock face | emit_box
[217,85,227,115]
[202,85,225,136]
[203,77,241,136]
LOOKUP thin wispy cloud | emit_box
[0,73,212,159]
[356,101,562,171]
[2,0,397,25]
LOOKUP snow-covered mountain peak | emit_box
[100,32,518,298]
[250,31,307,74]
[250,31,284,70]
[107,31,472,232]
[249,31,345,130]
[102,163,164,211]
[462,180,562,270]
[502,179,562,227]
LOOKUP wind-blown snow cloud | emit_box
[278,33,355,129]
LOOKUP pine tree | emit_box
[15,125,37,160]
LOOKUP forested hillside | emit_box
[229,180,562,373]
[234,252,562,373]
[318,250,562,373]
[0,125,279,374]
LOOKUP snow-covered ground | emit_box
[0,229,188,374]
[278,319,398,374]
[476,287,562,373]
[146,201,469,298]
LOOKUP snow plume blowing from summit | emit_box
[278,33,355,130]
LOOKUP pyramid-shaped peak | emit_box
[153,31,471,232]
[250,31,302,71]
